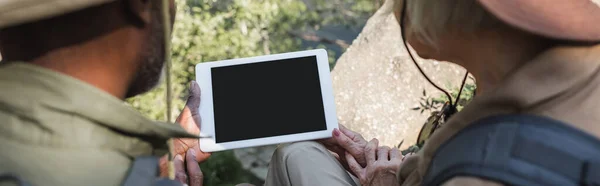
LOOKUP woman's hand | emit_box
[346,139,402,186]
[319,125,369,171]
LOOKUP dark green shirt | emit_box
[0,63,196,186]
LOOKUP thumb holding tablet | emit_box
[161,81,211,178]
[162,81,211,178]
[173,80,211,163]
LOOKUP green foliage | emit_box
[401,145,420,155]
[200,151,263,186]
[413,82,477,114]
[402,81,477,153]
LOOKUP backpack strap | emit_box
[122,156,183,186]
[0,156,182,186]
[0,174,31,186]
[422,115,600,186]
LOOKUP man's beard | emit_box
[125,4,166,98]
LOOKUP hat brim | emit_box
[0,0,115,28]
[478,0,600,41]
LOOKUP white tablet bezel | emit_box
[195,49,338,152]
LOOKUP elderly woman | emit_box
[264,0,600,186]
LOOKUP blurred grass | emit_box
[200,151,264,186]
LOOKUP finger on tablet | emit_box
[174,154,188,184]
[186,149,204,186]
[320,129,340,145]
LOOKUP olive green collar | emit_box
[0,62,197,156]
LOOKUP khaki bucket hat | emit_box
[0,0,115,28]
[478,0,600,41]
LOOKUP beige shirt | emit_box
[0,63,196,186]
[398,44,600,185]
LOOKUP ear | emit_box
[125,0,152,25]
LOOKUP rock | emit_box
[331,0,465,149]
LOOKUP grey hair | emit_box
[405,0,501,47]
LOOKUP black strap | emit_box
[122,156,184,186]
[0,174,31,186]
[583,162,600,186]
[0,157,182,186]
[122,156,160,186]
[422,115,600,186]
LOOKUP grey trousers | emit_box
[264,141,360,186]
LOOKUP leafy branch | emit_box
[400,82,477,154]
[412,83,477,114]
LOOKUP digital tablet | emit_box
[195,49,338,152]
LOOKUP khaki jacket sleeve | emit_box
[396,155,421,185]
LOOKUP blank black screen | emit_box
[211,56,327,143]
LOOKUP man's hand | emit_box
[346,139,402,186]
[160,81,211,180]
[174,149,204,186]
[172,81,211,162]
[319,125,369,172]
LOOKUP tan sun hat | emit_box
[0,0,116,29]
[478,0,600,41]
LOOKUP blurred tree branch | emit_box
[288,31,350,49]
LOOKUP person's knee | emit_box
[277,141,325,153]
[271,141,329,165]
[268,141,358,186]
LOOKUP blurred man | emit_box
[0,0,208,185]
